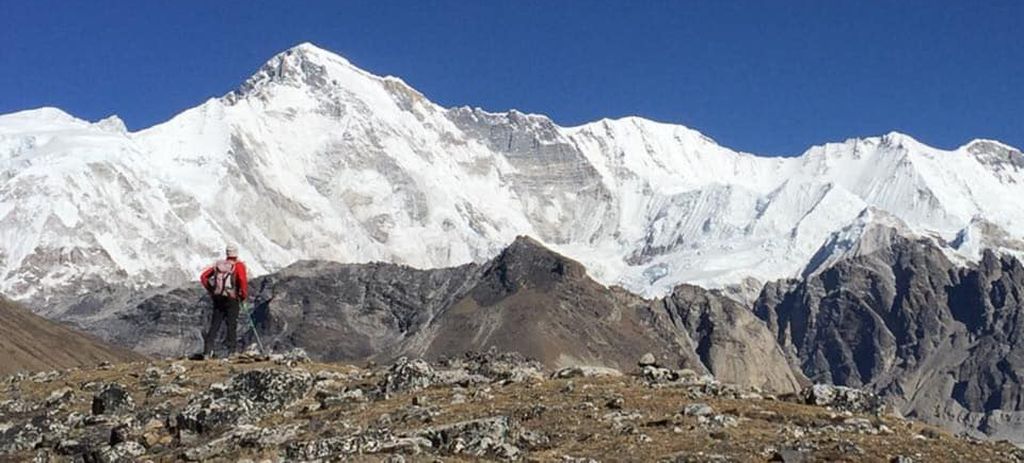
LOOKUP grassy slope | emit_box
[0,297,145,375]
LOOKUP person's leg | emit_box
[203,298,226,355]
[224,298,241,354]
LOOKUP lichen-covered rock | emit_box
[799,384,884,414]
[317,388,366,409]
[90,441,145,463]
[44,387,74,409]
[378,357,436,396]
[418,416,518,459]
[175,368,312,433]
[183,424,300,461]
[443,350,545,384]
[683,403,714,417]
[551,366,623,379]
[1,415,69,454]
[270,348,312,365]
[641,365,679,383]
[109,420,141,446]
[92,384,134,415]
[286,428,430,460]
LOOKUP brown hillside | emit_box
[0,297,145,375]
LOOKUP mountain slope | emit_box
[0,297,144,375]
[1,43,1023,311]
[755,221,1024,442]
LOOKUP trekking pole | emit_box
[242,301,267,355]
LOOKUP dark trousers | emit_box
[203,296,240,355]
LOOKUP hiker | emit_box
[198,244,248,358]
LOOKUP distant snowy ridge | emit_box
[1,42,1022,311]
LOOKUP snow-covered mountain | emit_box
[2,42,1023,311]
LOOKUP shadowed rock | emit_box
[756,228,1024,443]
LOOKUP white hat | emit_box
[225,244,238,257]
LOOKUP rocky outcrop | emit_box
[176,369,313,434]
[755,229,1024,443]
[657,284,806,393]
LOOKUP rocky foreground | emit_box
[2,351,1022,463]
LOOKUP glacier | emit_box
[1,42,1022,312]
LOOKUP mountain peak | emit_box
[227,42,365,102]
[878,131,925,149]
[286,41,334,56]
[0,107,80,126]
[473,236,589,301]
[275,42,360,69]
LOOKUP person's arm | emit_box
[236,262,249,300]
[199,266,214,293]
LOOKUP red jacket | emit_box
[200,258,248,300]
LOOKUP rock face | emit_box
[0,297,144,375]
[95,236,801,394]
[657,284,805,393]
[755,227,1024,442]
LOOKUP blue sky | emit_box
[2,1,1021,156]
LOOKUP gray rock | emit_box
[639,352,657,367]
[379,357,436,396]
[606,396,625,410]
[442,350,545,384]
[44,387,74,409]
[317,388,366,408]
[641,365,678,383]
[183,424,300,461]
[683,403,714,417]
[552,366,623,379]
[92,384,134,415]
[109,422,140,445]
[271,347,312,365]
[418,416,517,459]
[799,384,883,414]
[92,441,145,463]
[756,231,1024,443]
[286,428,428,460]
[176,368,312,433]
[770,448,809,462]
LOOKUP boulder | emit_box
[92,384,134,415]
[89,441,146,463]
[418,416,518,459]
[551,366,623,379]
[683,403,714,417]
[378,358,437,395]
[799,384,883,414]
[286,428,428,460]
[176,369,312,434]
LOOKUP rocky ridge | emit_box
[96,236,803,395]
[3,350,1020,462]
[756,223,1024,443]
